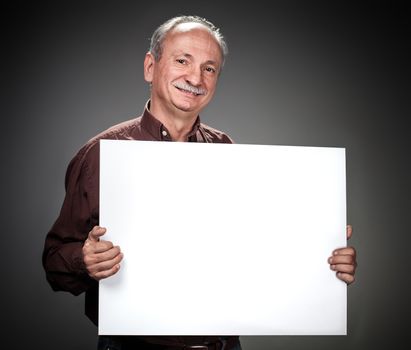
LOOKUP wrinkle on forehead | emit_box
[170,23,217,46]
[165,25,222,65]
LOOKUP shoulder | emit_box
[64,117,142,186]
[78,117,142,160]
[199,123,234,144]
[87,117,142,147]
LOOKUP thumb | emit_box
[346,224,353,240]
[88,226,107,242]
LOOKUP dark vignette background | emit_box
[1,0,410,349]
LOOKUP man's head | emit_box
[149,16,228,67]
[144,15,228,121]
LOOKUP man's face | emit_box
[144,24,223,118]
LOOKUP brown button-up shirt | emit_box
[42,103,236,344]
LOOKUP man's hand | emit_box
[328,225,357,284]
[82,226,123,281]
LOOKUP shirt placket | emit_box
[160,126,172,141]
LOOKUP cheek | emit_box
[166,65,186,78]
[205,79,218,93]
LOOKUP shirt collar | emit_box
[141,100,202,142]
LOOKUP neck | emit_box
[163,117,196,141]
[149,99,198,141]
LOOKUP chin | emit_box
[173,101,201,114]
[177,106,199,115]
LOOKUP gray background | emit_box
[2,0,410,349]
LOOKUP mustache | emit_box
[173,82,207,96]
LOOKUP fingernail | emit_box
[328,257,333,263]
[333,251,339,255]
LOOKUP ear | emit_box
[144,52,155,83]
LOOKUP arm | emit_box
[42,149,97,295]
[328,225,357,284]
[42,142,123,295]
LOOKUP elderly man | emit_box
[43,15,357,350]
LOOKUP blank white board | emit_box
[99,140,346,335]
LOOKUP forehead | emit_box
[163,24,222,62]
[173,22,210,33]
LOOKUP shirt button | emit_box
[162,130,168,137]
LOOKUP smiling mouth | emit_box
[175,86,201,96]
[173,83,206,96]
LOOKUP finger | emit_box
[330,263,356,274]
[89,253,123,274]
[333,246,356,257]
[346,225,353,240]
[336,272,355,285]
[87,253,123,280]
[93,263,121,281]
[93,246,121,264]
[92,241,115,254]
[88,226,107,242]
[85,246,121,265]
[83,239,114,256]
[328,254,355,266]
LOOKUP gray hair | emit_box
[149,15,228,67]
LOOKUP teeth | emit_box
[182,88,196,95]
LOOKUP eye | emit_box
[176,58,187,65]
[204,66,216,74]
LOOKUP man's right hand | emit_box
[82,226,123,281]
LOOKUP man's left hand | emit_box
[328,225,357,284]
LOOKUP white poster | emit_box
[99,140,346,335]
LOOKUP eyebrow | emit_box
[180,53,219,66]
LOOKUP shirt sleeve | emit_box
[42,143,100,295]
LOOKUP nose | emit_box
[185,65,202,87]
